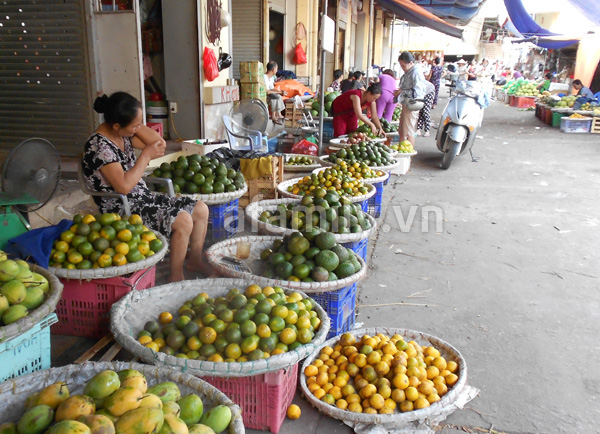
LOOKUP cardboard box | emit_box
[240,61,265,84]
[203,85,240,105]
[240,82,267,102]
[182,140,229,155]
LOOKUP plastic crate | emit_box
[545,109,553,125]
[0,313,57,382]
[358,198,369,213]
[52,267,156,338]
[322,120,334,143]
[203,363,298,433]
[341,238,368,261]
[311,283,357,338]
[383,171,390,185]
[560,117,592,133]
[206,199,239,245]
[367,181,384,218]
[514,96,536,108]
[552,112,567,127]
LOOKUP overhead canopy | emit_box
[567,0,600,27]
[503,0,580,49]
[410,0,485,22]
[377,0,463,39]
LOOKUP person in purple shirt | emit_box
[512,69,523,79]
[375,69,398,121]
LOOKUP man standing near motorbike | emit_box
[394,52,427,146]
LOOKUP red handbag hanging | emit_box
[203,47,219,82]
[294,43,307,65]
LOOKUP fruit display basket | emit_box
[334,135,387,144]
[111,279,331,432]
[318,155,403,173]
[299,327,478,432]
[311,166,390,186]
[47,232,168,280]
[206,236,367,294]
[178,182,248,206]
[0,361,245,434]
[0,264,63,343]
[283,154,322,173]
[52,265,156,338]
[244,198,377,243]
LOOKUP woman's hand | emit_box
[141,141,165,162]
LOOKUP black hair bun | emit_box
[93,95,109,114]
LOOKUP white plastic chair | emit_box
[222,115,268,151]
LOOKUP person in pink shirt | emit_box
[375,69,398,121]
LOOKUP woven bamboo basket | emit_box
[319,156,403,172]
[311,167,390,185]
[283,154,323,172]
[276,177,376,203]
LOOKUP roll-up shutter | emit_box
[231,0,263,81]
[0,0,93,157]
[269,0,286,14]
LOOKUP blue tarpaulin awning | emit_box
[410,0,485,22]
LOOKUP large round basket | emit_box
[178,182,248,206]
[48,232,169,280]
[311,167,390,185]
[336,135,387,143]
[319,155,403,172]
[0,361,245,434]
[394,151,418,158]
[0,264,63,342]
[276,177,376,203]
[283,154,322,172]
[111,278,330,377]
[300,327,475,432]
[245,198,377,242]
[206,236,367,294]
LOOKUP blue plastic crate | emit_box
[342,238,368,261]
[311,283,357,338]
[206,199,239,245]
[358,199,369,213]
[367,181,384,218]
[322,120,335,143]
[0,313,57,382]
[383,171,390,186]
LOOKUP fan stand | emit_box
[0,192,37,250]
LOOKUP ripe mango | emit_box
[162,402,180,418]
[177,395,203,426]
[146,383,180,403]
[138,394,163,410]
[0,260,20,282]
[0,251,7,262]
[30,273,49,294]
[1,280,26,304]
[55,395,95,422]
[94,410,116,423]
[157,415,188,434]
[31,382,69,410]
[17,405,53,434]
[84,370,121,400]
[16,266,34,287]
[199,406,231,434]
[117,370,144,382]
[48,421,90,434]
[21,287,45,310]
[114,408,164,434]
[104,387,144,417]
[77,414,115,434]
[0,295,9,316]
[2,305,28,325]
[188,425,215,434]
[0,422,17,434]
[120,376,147,393]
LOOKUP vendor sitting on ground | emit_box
[82,91,214,282]
[331,83,384,137]
[572,79,594,98]
[264,61,287,125]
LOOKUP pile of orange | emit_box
[137,284,322,362]
[304,332,459,414]
[326,161,385,181]
[49,213,163,269]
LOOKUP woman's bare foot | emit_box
[185,259,218,278]
[169,272,185,283]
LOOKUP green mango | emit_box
[21,287,44,310]
[146,382,181,403]
[48,421,91,434]
[156,416,187,434]
[76,415,115,434]
[187,425,215,434]
[199,406,231,434]
[0,422,17,434]
[177,394,203,426]
[2,304,28,325]
[17,405,54,434]
[162,402,180,418]
[84,370,121,400]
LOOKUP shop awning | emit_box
[567,0,600,27]
[377,0,463,39]
[410,0,485,22]
[503,0,580,49]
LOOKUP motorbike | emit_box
[435,80,488,170]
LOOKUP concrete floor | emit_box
[46,97,600,433]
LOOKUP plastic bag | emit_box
[203,47,219,81]
[291,139,318,155]
[294,43,307,65]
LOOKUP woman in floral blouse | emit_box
[82,91,213,281]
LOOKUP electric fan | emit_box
[229,99,269,134]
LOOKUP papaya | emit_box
[177,395,203,426]
[0,423,17,434]
[120,376,147,393]
[104,387,144,417]
[21,287,45,310]
[55,395,95,422]
[199,406,231,434]
[116,370,144,382]
[84,370,121,400]
[77,414,115,434]
[162,402,180,418]
[114,408,164,434]
[187,426,215,434]
[48,421,91,434]
[138,394,162,410]
[2,305,28,325]
[146,383,180,403]
[17,405,53,434]
[156,416,188,434]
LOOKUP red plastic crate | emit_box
[515,96,536,108]
[203,363,298,433]
[52,266,156,338]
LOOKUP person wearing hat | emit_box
[456,59,468,82]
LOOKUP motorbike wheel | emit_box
[441,138,461,170]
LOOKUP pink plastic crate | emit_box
[52,266,156,338]
[203,363,298,433]
[147,122,163,137]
